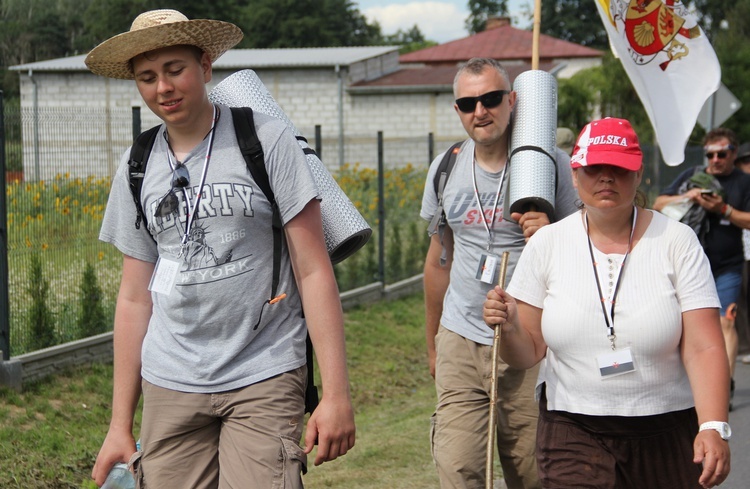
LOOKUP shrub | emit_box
[387,222,404,282]
[26,253,56,350]
[77,261,107,338]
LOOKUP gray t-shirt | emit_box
[421,139,578,345]
[100,105,320,393]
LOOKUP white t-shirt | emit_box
[507,210,720,416]
[100,105,320,393]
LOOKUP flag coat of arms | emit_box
[595,0,721,166]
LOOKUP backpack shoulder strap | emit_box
[230,107,319,414]
[230,107,283,306]
[427,141,464,266]
[128,125,160,238]
[433,141,464,198]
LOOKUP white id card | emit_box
[476,253,498,284]
[148,256,181,296]
[596,347,635,379]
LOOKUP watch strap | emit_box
[699,421,732,440]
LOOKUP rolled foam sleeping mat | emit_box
[209,69,371,264]
[508,70,558,217]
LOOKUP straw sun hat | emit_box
[85,9,243,80]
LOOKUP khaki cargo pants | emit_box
[431,326,541,489]
[137,367,307,489]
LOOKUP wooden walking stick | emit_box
[486,251,510,489]
[532,0,542,70]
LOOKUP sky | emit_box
[356,0,534,44]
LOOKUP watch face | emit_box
[721,423,732,439]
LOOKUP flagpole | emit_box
[532,0,542,69]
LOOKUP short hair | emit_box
[703,127,738,149]
[453,58,511,97]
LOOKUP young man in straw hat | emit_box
[85,9,355,488]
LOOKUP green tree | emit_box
[77,262,108,338]
[712,0,750,142]
[382,24,437,54]
[465,0,508,34]
[540,0,608,49]
[556,75,594,133]
[26,254,56,351]
[238,0,381,48]
[690,0,734,41]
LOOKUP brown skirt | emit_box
[536,386,702,489]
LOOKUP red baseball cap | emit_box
[570,118,643,171]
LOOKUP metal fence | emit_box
[0,98,706,359]
[0,101,436,359]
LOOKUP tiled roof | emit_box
[350,61,560,92]
[400,22,602,64]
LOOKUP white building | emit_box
[10,18,602,179]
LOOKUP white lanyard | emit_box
[471,158,507,251]
[165,104,218,248]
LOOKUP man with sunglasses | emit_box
[85,9,355,488]
[421,57,578,489]
[655,127,750,411]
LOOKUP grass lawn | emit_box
[0,292,452,488]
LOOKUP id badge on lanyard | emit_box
[472,158,506,284]
[149,256,181,295]
[586,207,638,379]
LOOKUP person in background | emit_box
[85,9,354,488]
[733,142,750,363]
[556,127,575,156]
[654,128,750,410]
[484,117,731,489]
[421,57,578,489]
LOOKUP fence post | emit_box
[314,124,322,159]
[132,106,141,140]
[428,132,434,166]
[0,91,10,360]
[377,131,385,285]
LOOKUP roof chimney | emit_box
[486,16,511,30]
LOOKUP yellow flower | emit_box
[41,243,49,251]
[98,251,105,261]
[25,237,32,248]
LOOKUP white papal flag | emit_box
[594,0,720,166]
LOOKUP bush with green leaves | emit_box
[77,261,107,337]
[25,253,55,350]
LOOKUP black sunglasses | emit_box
[155,162,191,217]
[705,151,729,160]
[455,90,509,113]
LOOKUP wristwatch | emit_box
[699,421,732,440]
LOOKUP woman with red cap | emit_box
[483,118,731,488]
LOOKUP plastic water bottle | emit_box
[101,462,135,489]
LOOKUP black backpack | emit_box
[127,106,319,414]
[426,141,464,266]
